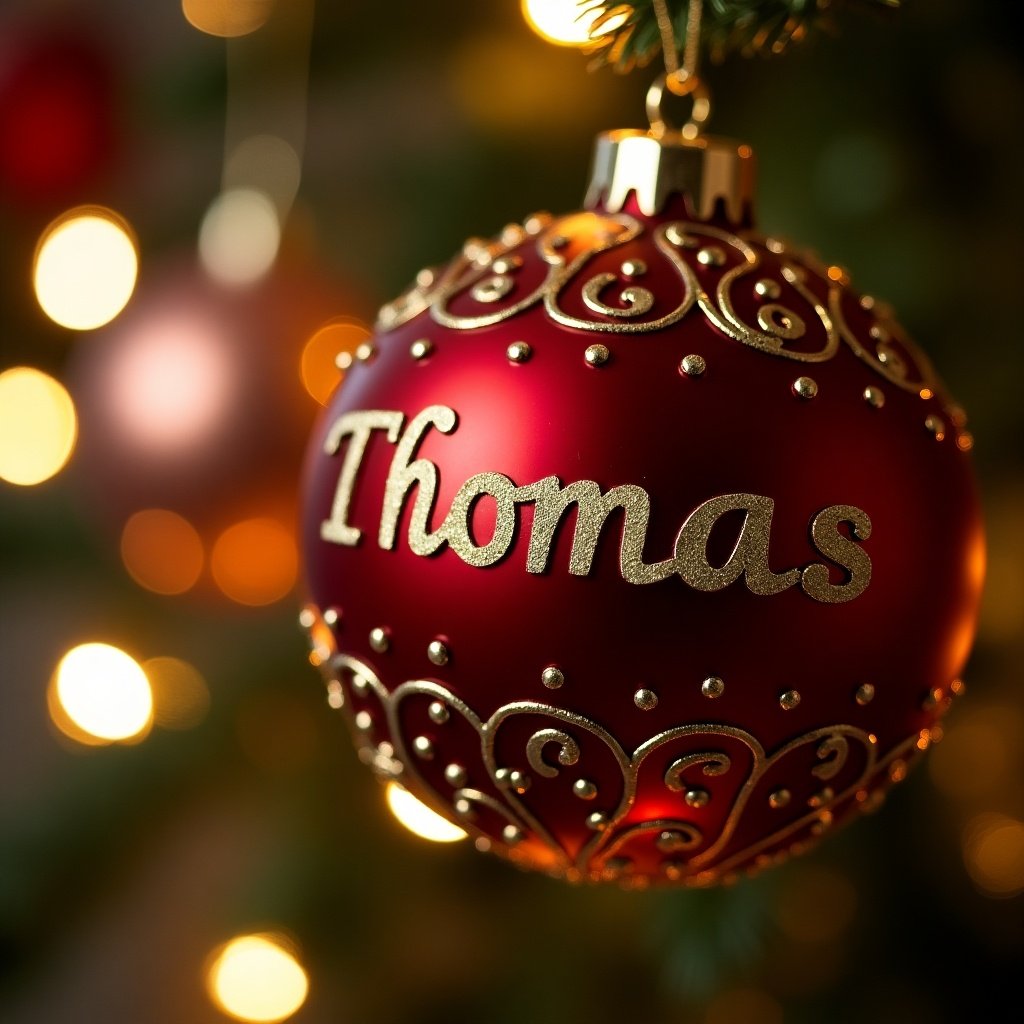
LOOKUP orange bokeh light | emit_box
[300,320,370,406]
[211,517,297,606]
[120,509,204,595]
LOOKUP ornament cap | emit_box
[584,129,755,224]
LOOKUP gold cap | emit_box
[584,129,756,224]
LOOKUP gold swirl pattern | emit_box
[375,211,943,397]
[317,644,927,885]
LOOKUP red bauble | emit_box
[300,131,984,885]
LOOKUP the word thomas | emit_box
[319,405,871,604]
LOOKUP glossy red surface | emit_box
[300,190,983,885]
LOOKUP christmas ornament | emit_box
[299,1,983,885]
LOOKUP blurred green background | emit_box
[1,1,1022,1022]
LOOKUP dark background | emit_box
[1,2,1022,1022]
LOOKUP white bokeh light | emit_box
[106,312,234,454]
[198,188,281,288]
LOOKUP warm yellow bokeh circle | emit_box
[0,367,78,486]
[34,208,138,330]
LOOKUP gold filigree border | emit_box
[323,649,925,886]
[376,211,943,398]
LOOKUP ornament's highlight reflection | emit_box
[50,643,153,744]
[0,367,77,486]
[206,933,309,1024]
[385,781,469,843]
[33,208,138,330]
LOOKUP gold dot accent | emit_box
[768,788,791,809]
[621,259,646,277]
[584,344,610,367]
[427,640,449,666]
[409,338,433,360]
[586,812,608,831]
[354,710,372,731]
[335,351,353,370]
[507,770,530,794]
[506,341,532,363]
[412,735,434,759]
[428,701,449,724]
[444,763,467,786]
[697,246,726,267]
[701,676,725,699]
[573,779,597,800]
[855,683,875,706]
[680,354,706,377]
[368,627,390,653]
[957,432,974,452]
[684,788,710,809]
[355,341,376,362]
[889,759,908,783]
[541,666,564,689]
[502,825,524,844]
[779,689,801,711]
[656,830,690,852]
[792,376,818,399]
[863,386,885,408]
[323,608,339,626]
[925,414,946,440]
[754,279,781,299]
[950,678,966,697]
[633,688,658,711]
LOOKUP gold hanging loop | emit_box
[649,0,710,138]
[646,71,711,139]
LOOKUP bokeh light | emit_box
[385,782,468,843]
[51,643,153,743]
[0,367,77,485]
[210,517,297,605]
[182,0,276,39]
[962,813,1024,898]
[199,188,281,288]
[225,135,302,212]
[521,0,629,47]
[206,933,308,1023]
[120,509,204,594]
[300,319,370,405]
[144,656,211,729]
[105,310,234,454]
[704,988,784,1024]
[929,703,1024,801]
[33,208,138,330]
[774,866,858,943]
